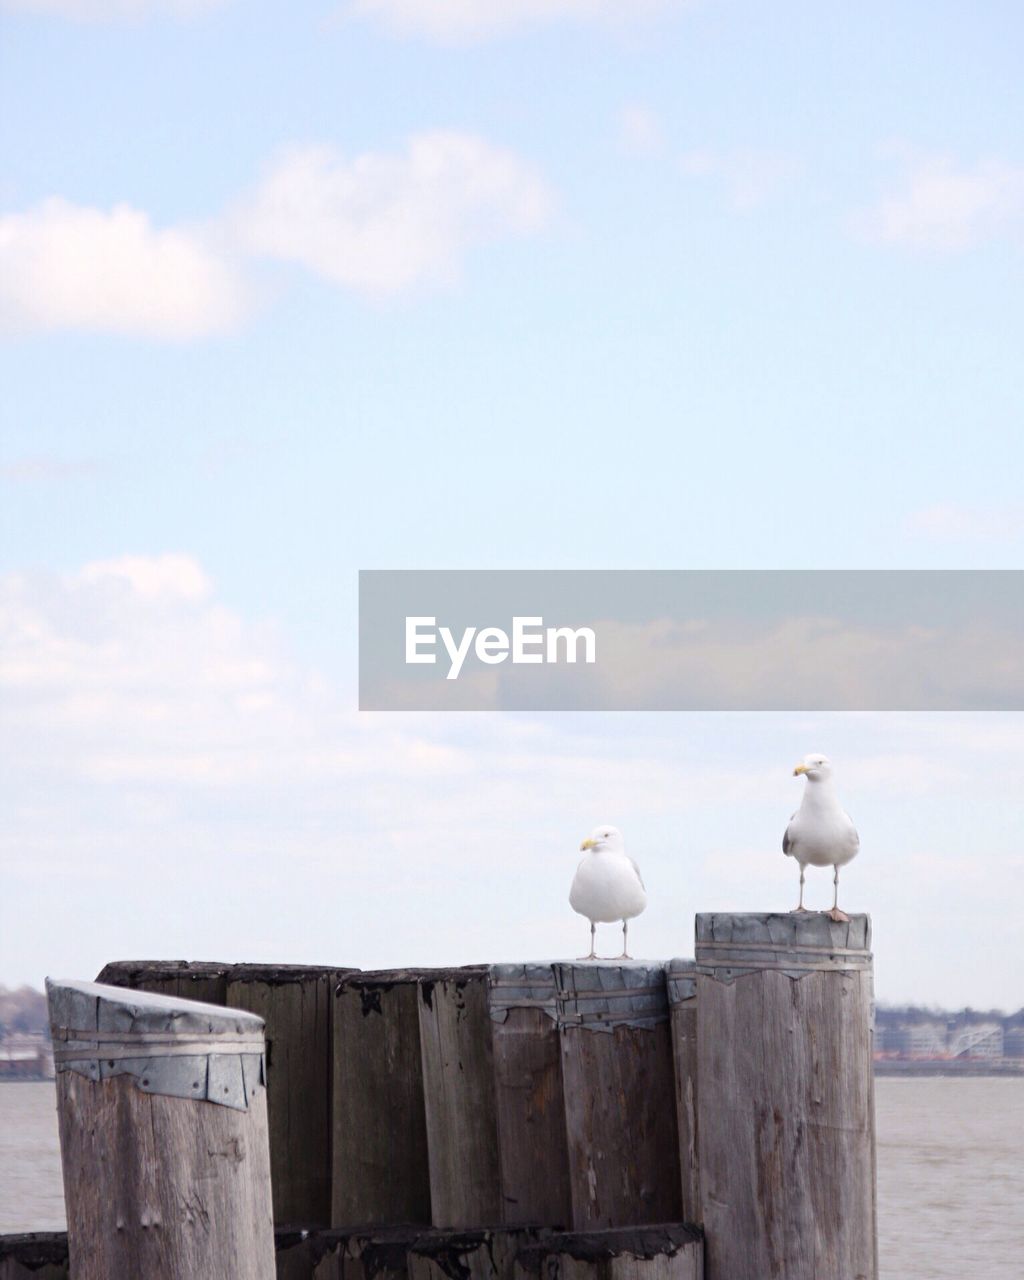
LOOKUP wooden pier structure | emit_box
[14,912,877,1279]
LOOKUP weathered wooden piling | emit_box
[47,977,275,1280]
[555,964,682,1230]
[417,969,503,1228]
[332,971,433,1227]
[97,960,353,1227]
[665,960,700,1224]
[695,913,877,1280]
[488,964,571,1227]
[95,959,231,1006]
[226,965,350,1226]
[514,1226,704,1280]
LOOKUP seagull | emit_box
[783,753,860,922]
[570,825,647,959]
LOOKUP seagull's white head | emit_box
[580,824,624,853]
[793,752,832,781]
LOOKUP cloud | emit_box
[79,553,215,601]
[0,199,247,338]
[1,0,225,18]
[903,503,1024,543]
[616,104,665,156]
[234,133,553,297]
[679,147,800,209]
[0,131,550,338]
[855,153,1024,251]
[0,457,98,482]
[348,0,691,43]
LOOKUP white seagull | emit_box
[783,753,860,922]
[570,825,647,960]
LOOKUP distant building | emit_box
[1005,1028,1024,1059]
[876,1024,909,1056]
[905,1021,949,1058]
[0,1034,54,1080]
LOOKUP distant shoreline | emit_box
[873,1060,1024,1078]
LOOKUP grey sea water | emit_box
[1,1079,1022,1276]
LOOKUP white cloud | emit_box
[2,0,224,18]
[0,133,552,339]
[904,503,1024,543]
[0,199,246,338]
[235,132,553,296]
[79,553,214,602]
[0,457,97,482]
[616,104,664,156]
[349,0,691,43]
[679,147,800,209]
[856,154,1024,251]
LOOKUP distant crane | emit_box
[948,1024,1003,1059]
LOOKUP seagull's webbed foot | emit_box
[790,905,811,913]
[826,907,851,923]
[613,952,633,960]
[577,952,598,961]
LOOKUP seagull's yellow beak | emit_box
[580,838,596,850]
[793,763,809,776]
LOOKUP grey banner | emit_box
[358,570,1024,711]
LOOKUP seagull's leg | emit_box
[792,864,810,912]
[615,920,632,961]
[577,921,598,961]
[827,866,850,923]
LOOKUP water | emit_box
[875,1077,1024,1279]
[1,1079,1022,1274]
[0,1083,64,1235]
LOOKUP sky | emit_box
[1,1,1023,1008]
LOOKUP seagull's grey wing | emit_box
[844,813,861,850]
[782,812,798,856]
[628,857,646,890]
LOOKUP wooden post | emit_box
[332,971,432,1227]
[47,978,275,1280]
[488,965,571,1227]
[665,959,700,1224]
[0,1234,68,1280]
[95,961,355,1227]
[695,912,877,1280]
[417,969,502,1228]
[514,1226,704,1280]
[555,964,682,1230]
[225,966,350,1226]
[95,960,231,1006]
